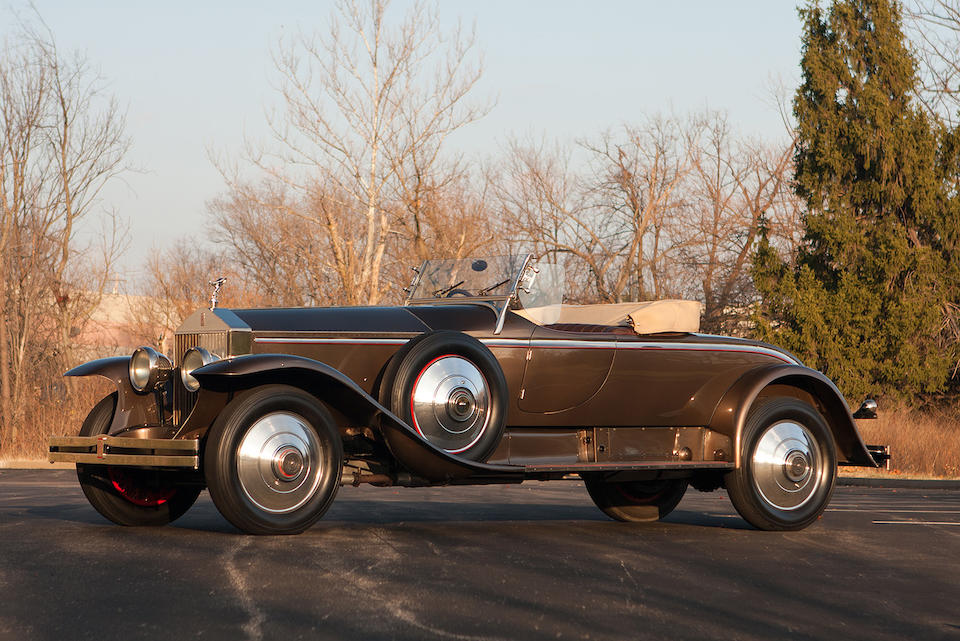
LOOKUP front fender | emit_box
[65,356,129,379]
[188,354,522,482]
[64,357,162,435]
[708,364,876,467]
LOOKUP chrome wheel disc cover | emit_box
[236,412,323,514]
[751,420,822,511]
[410,356,490,453]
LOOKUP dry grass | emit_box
[1,380,112,461]
[851,406,960,479]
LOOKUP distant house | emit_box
[71,291,160,359]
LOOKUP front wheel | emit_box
[76,393,201,527]
[204,385,343,535]
[725,397,837,531]
[583,475,688,522]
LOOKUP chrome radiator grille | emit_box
[174,332,230,425]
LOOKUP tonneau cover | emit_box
[516,300,702,334]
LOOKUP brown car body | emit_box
[50,255,883,533]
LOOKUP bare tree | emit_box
[680,112,798,333]
[0,19,128,450]
[130,239,269,355]
[0,33,44,439]
[905,1,960,126]
[495,111,803,327]
[492,138,590,298]
[209,181,341,307]
[494,138,578,251]
[497,120,688,304]
[216,0,488,305]
[388,167,499,287]
[579,120,688,302]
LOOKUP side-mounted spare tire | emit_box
[379,330,508,462]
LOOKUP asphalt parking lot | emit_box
[0,470,957,641]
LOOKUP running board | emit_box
[523,461,733,473]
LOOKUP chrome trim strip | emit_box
[483,338,796,363]
[499,339,619,350]
[524,461,733,472]
[254,337,411,345]
[624,342,797,364]
[251,336,795,364]
[481,338,531,348]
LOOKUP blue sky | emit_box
[20,1,805,283]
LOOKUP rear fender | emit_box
[708,364,876,468]
[187,353,521,482]
[64,357,162,435]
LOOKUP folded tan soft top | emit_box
[516,300,702,334]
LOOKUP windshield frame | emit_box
[404,253,533,334]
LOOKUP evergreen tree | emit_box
[753,0,955,401]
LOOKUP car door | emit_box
[518,326,616,414]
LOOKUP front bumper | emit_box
[49,436,200,469]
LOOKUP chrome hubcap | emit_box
[783,449,811,483]
[751,420,821,511]
[237,412,323,514]
[273,446,304,481]
[411,356,490,453]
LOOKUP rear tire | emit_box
[76,393,201,527]
[725,397,837,531]
[204,385,342,535]
[583,475,688,522]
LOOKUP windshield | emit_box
[407,255,531,302]
[406,253,565,324]
[405,253,566,332]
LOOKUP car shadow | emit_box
[14,497,754,534]
[6,472,754,533]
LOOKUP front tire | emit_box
[204,385,342,535]
[76,393,201,527]
[725,397,837,531]
[583,475,688,522]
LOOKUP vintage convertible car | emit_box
[49,254,887,534]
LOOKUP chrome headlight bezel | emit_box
[129,346,172,393]
[180,346,219,392]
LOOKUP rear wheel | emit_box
[725,397,837,531]
[76,393,201,527]
[204,385,342,535]
[583,475,688,522]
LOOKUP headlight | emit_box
[180,347,219,392]
[129,346,172,393]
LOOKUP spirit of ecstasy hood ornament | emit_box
[209,277,226,310]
